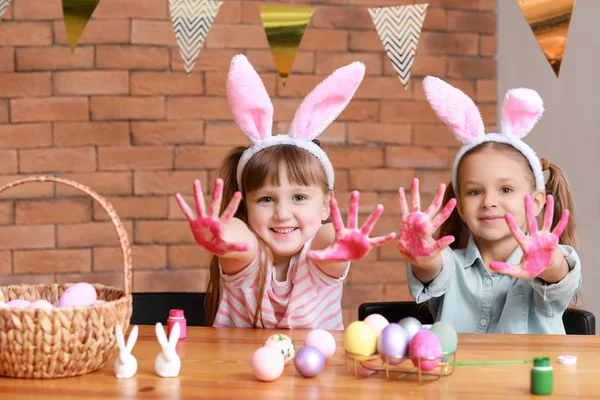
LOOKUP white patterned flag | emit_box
[169,0,223,76]
[368,4,428,90]
[0,0,11,22]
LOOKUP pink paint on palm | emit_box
[307,191,396,262]
[175,179,250,256]
[397,178,456,261]
[490,194,570,279]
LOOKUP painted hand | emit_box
[307,191,396,262]
[397,178,457,263]
[175,179,250,256]
[490,194,569,279]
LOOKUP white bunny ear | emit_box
[168,323,180,347]
[155,322,168,348]
[422,76,485,144]
[226,54,274,143]
[126,325,139,352]
[501,88,544,138]
[289,61,365,141]
[115,325,125,349]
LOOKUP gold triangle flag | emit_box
[0,0,11,22]
[62,0,101,53]
[368,4,428,90]
[516,0,575,77]
[259,5,314,87]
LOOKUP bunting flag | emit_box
[368,4,428,90]
[516,0,575,77]
[0,0,11,22]
[62,0,101,52]
[170,0,223,76]
[259,5,314,87]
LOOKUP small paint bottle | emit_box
[167,309,187,340]
[531,357,553,395]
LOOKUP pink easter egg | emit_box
[251,346,285,382]
[57,282,97,307]
[364,313,390,336]
[30,300,54,310]
[7,299,32,309]
[305,329,337,359]
[409,329,443,372]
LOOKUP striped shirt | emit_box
[213,237,348,330]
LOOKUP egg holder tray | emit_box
[344,351,456,383]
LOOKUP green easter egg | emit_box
[430,321,458,361]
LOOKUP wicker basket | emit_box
[0,176,133,379]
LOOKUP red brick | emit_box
[347,261,406,284]
[96,46,170,70]
[240,1,261,24]
[350,169,413,191]
[420,32,479,56]
[98,146,172,171]
[134,171,208,195]
[348,123,411,145]
[0,251,10,274]
[386,146,450,169]
[20,147,96,173]
[301,29,348,51]
[0,48,14,72]
[447,10,496,34]
[213,1,241,23]
[131,72,204,96]
[0,202,13,225]
[328,147,384,168]
[205,24,268,49]
[131,20,176,46]
[93,196,168,220]
[311,6,373,29]
[16,198,91,224]
[415,170,452,193]
[337,100,378,122]
[1,1,12,20]
[167,97,231,120]
[54,122,129,147]
[11,97,89,122]
[53,20,130,46]
[381,101,439,123]
[0,72,51,97]
[168,245,212,269]
[476,79,497,102]
[480,35,496,56]
[448,57,496,79]
[0,225,54,250]
[135,220,194,244]
[245,50,315,74]
[133,269,209,292]
[276,75,328,98]
[479,0,496,11]
[413,124,461,147]
[423,8,447,30]
[53,71,129,96]
[94,245,167,271]
[57,221,133,248]
[16,47,94,71]
[55,272,123,288]
[316,52,382,75]
[132,121,204,145]
[0,101,7,123]
[341,284,384,308]
[13,249,91,274]
[94,0,167,19]
[1,274,56,286]
[57,172,132,196]
[13,0,62,19]
[426,0,479,9]
[91,96,165,120]
[0,150,16,174]
[175,146,233,169]
[357,76,413,100]
[204,122,248,146]
[268,121,346,145]
[479,103,496,125]
[0,23,52,46]
[349,30,381,52]
[384,283,413,302]
[171,48,238,72]
[387,54,446,78]
[0,175,54,200]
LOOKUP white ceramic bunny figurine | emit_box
[114,324,139,379]
[154,322,181,377]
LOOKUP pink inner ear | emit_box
[501,89,543,138]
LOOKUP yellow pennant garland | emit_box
[62,0,101,53]
[516,0,576,77]
[259,5,314,87]
[0,0,11,22]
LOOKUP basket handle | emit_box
[0,176,132,296]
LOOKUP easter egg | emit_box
[363,313,389,336]
[429,321,458,361]
[30,299,54,310]
[343,321,377,360]
[294,346,325,378]
[304,329,336,359]
[409,329,443,371]
[7,299,32,309]
[377,323,409,365]
[264,333,295,365]
[251,346,284,382]
[57,282,97,307]
[398,317,422,341]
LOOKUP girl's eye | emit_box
[467,189,480,196]
[501,187,513,194]
[258,196,274,203]
[293,194,307,201]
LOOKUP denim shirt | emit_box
[406,235,582,334]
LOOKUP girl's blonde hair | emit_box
[436,141,581,306]
[204,143,330,326]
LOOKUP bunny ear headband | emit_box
[226,54,366,192]
[422,76,545,194]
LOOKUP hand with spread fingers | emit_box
[175,179,250,256]
[307,191,396,262]
[397,178,457,264]
[490,194,569,279]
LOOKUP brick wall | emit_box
[0,0,496,326]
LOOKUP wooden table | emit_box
[1,326,599,399]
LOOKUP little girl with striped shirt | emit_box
[176,55,395,329]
